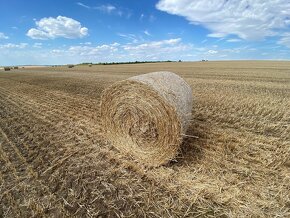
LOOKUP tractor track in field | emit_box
[0,82,106,216]
[0,126,66,217]
[0,89,83,216]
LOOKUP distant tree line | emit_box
[77,60,177,66]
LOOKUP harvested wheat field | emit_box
[0,61,289,217]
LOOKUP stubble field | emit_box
[0,61,289,217]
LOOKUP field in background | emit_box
[0,61,289,217]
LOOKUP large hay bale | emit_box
[67,64,74,68]
[100,71,193,166]
[4,67,10,71]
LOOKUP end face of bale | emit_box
[100,71,193,167]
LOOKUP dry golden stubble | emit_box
[100,72,193,166]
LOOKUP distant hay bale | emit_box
[14,66,18,69]
[88,64,92,67]
[67,64,74,68]
[100,71,193,166]
[4,67,10,71]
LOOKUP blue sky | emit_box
[1,0,290,65]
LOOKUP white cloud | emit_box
[140,14,145,21]
[123,38,182,50]
[28,38,192,64]
[278,33,290,48]
[207,33,227,38]
[0,43,28,49]
[139,14,156,22]
[156,0,290,40]
[144,30,151,36]
[27,16,88,40]
[111,42,120,46]
[77,2,127,17]
[122,38,191,60]
[76,2,90,9]
[95,4,116,14]
[117,33,141,43]
[68,43,119,56]
[33,43,42,48]
[27,29,48,40]
[0,32,9,39]
[227,38,242,42]
[208,50,218,54]
[80,42,92,45]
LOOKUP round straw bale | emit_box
[100,71,193,166]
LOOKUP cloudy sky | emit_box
[1,0,290,65]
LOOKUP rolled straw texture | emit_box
[100,71,193,166]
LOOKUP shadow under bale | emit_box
[168,115,211,167]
